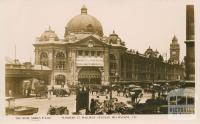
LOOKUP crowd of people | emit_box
[89,98,131,115]
[45,83,171,115]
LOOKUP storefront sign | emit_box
[76,57,104,67]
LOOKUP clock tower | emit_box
[169,35,180,64]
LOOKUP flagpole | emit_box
[14,44,16,64]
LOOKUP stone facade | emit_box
[33,6,184,86]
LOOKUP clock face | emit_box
[88,40,94,48]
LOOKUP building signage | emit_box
[76,57,104,67]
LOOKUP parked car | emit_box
[6,97,38,115]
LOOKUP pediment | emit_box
[73,35,108,47]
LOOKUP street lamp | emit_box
[109,72,119,100]
[109,77,112,100]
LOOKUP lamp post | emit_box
[109,77,112,100]
[109,72,119,100]
[152,58,156,100]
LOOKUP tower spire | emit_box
[172,35,178,43]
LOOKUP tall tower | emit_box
[169,35,180,64]
[185,5,195,80]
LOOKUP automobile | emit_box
[14,106,38,115]
[112,85,121,91]
[6,97,38,115]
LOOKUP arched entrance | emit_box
[78,67,101,85]
[55,75,65,85]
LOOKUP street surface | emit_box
[14,91,154,115]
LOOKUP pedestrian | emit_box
[90,99,96,115]
[48,90,51,100]
[55,106,60,115]
[64,107,69,115]
[131,94,136,105]
[105,88,108,96]
[117,89,120,96]
[25,89,28,96]
[47,105,56,115]
[47,105,52,115]
[28,87,31,97]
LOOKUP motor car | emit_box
[6,97,38,115]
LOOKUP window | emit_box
[111,63,116,69]
[40,52,48,66]
[91,51,95,56]
[110,54,116,60]
[177,96,186,105]
[56,52,65,69]
[78,50,83,56]
[87,24,94,32]
[97,51,101,56]
[56,61,65,69]
[169,96,176,105]
[56,52,65,58]
[85,51,89,56]
[187,97,194,105]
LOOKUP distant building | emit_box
[33,6,184,86]
[121,47,184,83]
[5,57,51,96]
[169,35,180,64]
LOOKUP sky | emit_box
[0,0,194,63]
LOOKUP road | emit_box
[14,91,154,115]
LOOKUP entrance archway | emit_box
[55,75,65,85]
[78,67,101,85]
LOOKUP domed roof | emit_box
[107,30,123,45]
[65,5,103,37]
[145,46,153,57]
[39,26,59,41]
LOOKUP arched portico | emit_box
[55,74,66,85]
[78,67,101,85]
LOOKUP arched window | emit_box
[87,24,94,32]
[110,54,116,60]
[40,52,48,66]
[56,52,65,58]
[55,52,66,69]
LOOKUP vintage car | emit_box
[6,97,38,115]
[14,106,38,115]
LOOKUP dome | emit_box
[39,26,59,41]
[146,46,153,52]
[65,5,103,37]
[145,46,153,57]
[107,30,123,45]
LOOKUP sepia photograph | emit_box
[0,0,198,123]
